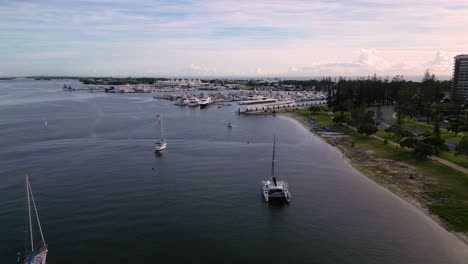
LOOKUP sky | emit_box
[0,0,467,78]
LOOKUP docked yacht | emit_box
[199,97,213,108]
[177,97,189,106]
[22,176,48,264]
[188,97,199,107]
[154,113,167,152]
[262,135,291,202]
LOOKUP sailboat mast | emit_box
[160,113,164,139]
[26,176,34,252]
[29,180,45,244]
[271,134,276,180]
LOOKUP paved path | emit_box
[346,124,468,175]
[371,132,468,174]
[379,106,457,151]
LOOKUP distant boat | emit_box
[43,117,48,128]
[227,121,232,128]
[262,135,291,202]
[188,97,199,107]
[177,97,189,106]
[22,176,48,264]
[199,97,213,108]
[154,113,167,152]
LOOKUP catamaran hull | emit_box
[154,145,166,152]
[262,181,291,202]
[262,192,291,202]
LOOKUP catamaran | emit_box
[154,113,167,152]
[22,176,48,264]
[262,135,291,202]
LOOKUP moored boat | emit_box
[199,97,213,108]
[155,113,167,152]
[262,135,291,202]
[22,176,48,264]
[188,97,199,107]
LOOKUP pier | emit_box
[239,100,327,114]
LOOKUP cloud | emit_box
[179,64,219,76]
[0,0,466,76]
[424,50,452,72]
[357,49,389,68]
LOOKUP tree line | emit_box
[324,70,468,158]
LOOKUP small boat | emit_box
[178,98,189,106]
[154,113,167,152]
[262,135,291,202]
[22,176,48,264]
[188,97,199,107]
[199,97,213,108]
[227,121,232,128]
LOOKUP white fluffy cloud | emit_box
[358,49,389,69]
[424,50,452,72]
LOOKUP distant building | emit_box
[452,54,468,101]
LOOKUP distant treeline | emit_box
[327,71,465,133]
[32,76,82,80]
[79,77,170,85]
[327,73,452,110]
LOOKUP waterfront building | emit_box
[452,54,468,101]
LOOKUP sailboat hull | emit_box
[26,249,47,264]
[154,142,167,152]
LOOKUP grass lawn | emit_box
[405,119,465,143]
[375,130,400,143]
[437,151,468,169]
[297,109,468,232]
[401,120,468,168]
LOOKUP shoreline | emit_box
[282,112,468,247]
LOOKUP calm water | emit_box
[1,79,467,263]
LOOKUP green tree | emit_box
[400,137,419,149]
[395,82,418,118]
[376,104,383,125]
[456,136,468,156]
[358,124,378,136]
[413,141,436,158]
[333,112,350,124]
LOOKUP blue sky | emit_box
[1,0,467,77]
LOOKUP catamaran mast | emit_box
[271,134,276,186]
[160,113,164,140]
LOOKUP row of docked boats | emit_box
[174,96,213,108]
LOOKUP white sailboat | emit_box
[262,135,291,202]
[22,176,48,264]
[154,113,167,152]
